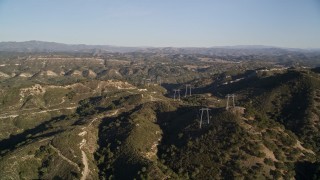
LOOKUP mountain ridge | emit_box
[1,40,319,55]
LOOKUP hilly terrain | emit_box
[0,50,319,179]
[1,41,320,65]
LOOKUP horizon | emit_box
[2,40,320,50]
[1,0,320,48]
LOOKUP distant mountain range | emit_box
[0,40,319,56]
[0,40,141,53]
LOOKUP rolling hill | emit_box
[0,67,319,179]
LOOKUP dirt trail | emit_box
[260,144,277,161]
[57,97,66,105]
[0,115,19,119]
[294,140,315,154]
[0,106,76,119]
[106,109,119,117]
[78,132,89,180]
[49,144,80,171]
[80,150,89,180]
[88,118,97,127]
[78,108,121,180]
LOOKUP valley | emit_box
[0,47,320,179]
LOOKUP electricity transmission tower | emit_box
[145,78,152,86]
[199,108,211,129]
[173,89,181,101]
[226,94,236,110]
[184,84,192,97]
[157,77,162,86]
[141,78,146,85]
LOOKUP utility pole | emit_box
[173,89,181,101]
[199,108,211,129]
[185,84,192,97]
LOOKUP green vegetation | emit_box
[0,51,320,179]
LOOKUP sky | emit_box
[0,0,320,48]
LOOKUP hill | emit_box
[0,68,319,179]
[1,41,320,57]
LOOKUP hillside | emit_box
[0,67,319,179]
[0,49,320,179]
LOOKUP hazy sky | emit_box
[1,0,320,48]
